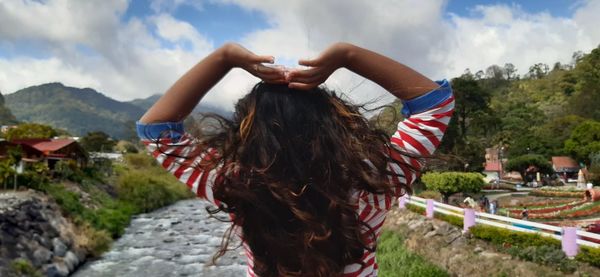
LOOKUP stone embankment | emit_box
[0,191,85,277]
[384,208,600,277]
[73,199,246,277]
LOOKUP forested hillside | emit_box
[0,91,18,125]
[5,83,145,140]
[376,46,600,174]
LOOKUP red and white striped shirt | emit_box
[137,80,454,276]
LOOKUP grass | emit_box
[377,231,449,277]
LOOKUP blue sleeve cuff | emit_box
[400,79,453,117]
[136,121,185,141]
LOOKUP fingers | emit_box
[288,82,319,90]
[253,55,275,64]
[298,58,319,67]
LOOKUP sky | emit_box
[1,0,599,110]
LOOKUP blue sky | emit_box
[445,0,580,18]
[116,0,583,48]
[0,0,599,106]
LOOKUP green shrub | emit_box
[117,170,191,213]
[124,153,158,169]
[377,231,449,277]
[77,223,113,257]
[507,245,577,272]
[9,258,42,277]
[577,246,600,267]
[45,183,86,217]
[417,190,442,200]
[83,201,135,238]
[54,160,85,182]
[422,172,485,203]
[469,225,561,248]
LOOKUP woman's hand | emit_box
[287,42,352,90]
[223,43,287,84]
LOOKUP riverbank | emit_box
[72,199,246,277]
[383,208,600,276]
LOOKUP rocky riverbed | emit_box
[72,199,246,277]
[0,191,85,277]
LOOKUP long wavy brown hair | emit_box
[172,82,414,276]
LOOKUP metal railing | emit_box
[402,195,600,249]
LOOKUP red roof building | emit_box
[9,138,87,168]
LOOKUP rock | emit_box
[474,246,483,253]
[163,238,176,243]
[63,251,79,271]
[32,247,53,266]
[43,262,69,277]
[53,238,68,257]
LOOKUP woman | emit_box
[137,42,454,277]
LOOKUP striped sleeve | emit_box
[388,79,455,195]
[136,121,221,205]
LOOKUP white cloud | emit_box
[1,0,600,111]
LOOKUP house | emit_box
[9,138,87,169]
[483,147,505,181]
[551,156,580,182]
[0,140,44,162]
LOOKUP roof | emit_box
[11,138,76,153]
[552,156,580,172]
[484,161,501,172]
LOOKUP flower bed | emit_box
[501,198,575,208]
[507,200,587,216]
[530,190,583,198]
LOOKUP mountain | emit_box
[5,83,144,140]
[0,91,18,125]
[128,94,233,118]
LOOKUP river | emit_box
[72,199,246,277]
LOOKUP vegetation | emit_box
[377,231,449,277]
[8,258,42,277]
[0,91,18,125]
[79,131,116,152]
[4,82,143,140]
[421,172,485,203]
[374,45,600,174]
[4,122,66,140]
[504,154,553,182]
[405,203,600,270]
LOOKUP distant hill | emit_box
[0,91,18,125]
[5,83,144,140]
[128,94,232,118]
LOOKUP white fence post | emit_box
[398,195,407,209]
[463,208,476,232]
[562,227,579,258]
[426,199,434,218]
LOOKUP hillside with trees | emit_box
[4,83,144,140]
[374,45,600,183]
[0,91,18,125]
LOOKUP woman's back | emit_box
[137,42,454,276]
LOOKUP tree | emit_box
[569,46,600,120]
[564,120,600,164]
[80,131,115,152]
[504,63,517,80]
[505,154,553,182]
[421,172,485,203]
[528,63,550,79]
[5,123,58,141]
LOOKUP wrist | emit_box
[218,43,237,68]
[338,42,357,69]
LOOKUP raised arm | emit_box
[139,43,284,124]
[287,42,438,100]
[289,43,455,194]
